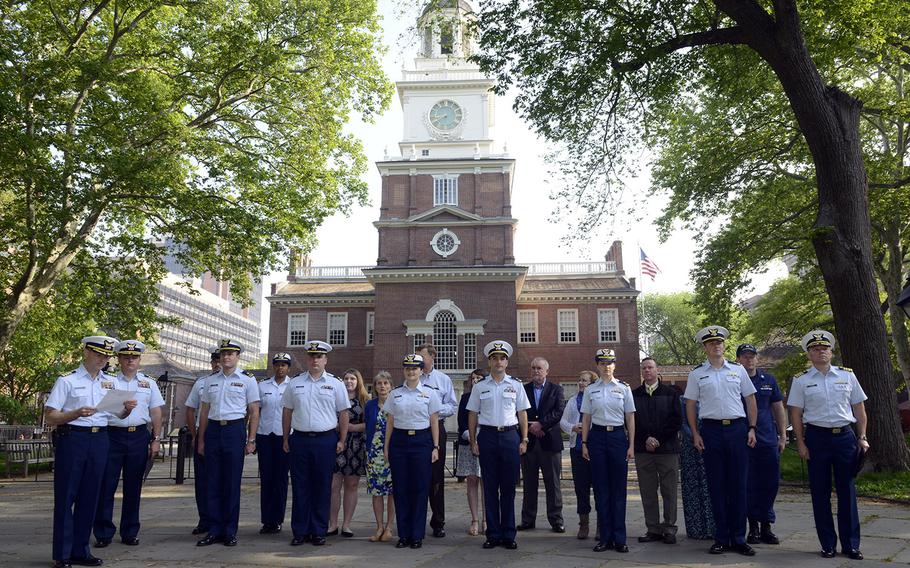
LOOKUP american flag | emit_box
[640,248,660,281]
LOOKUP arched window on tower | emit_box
[433,310,458,370]
[439,26,454,55]
[423,27,433,57]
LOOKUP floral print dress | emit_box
[366,406,393,496]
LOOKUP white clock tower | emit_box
[397,0,498,159]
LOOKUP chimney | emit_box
[605,240,624,274]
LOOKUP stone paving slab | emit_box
[0,462,907,568]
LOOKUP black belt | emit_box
[293,429,335,437]
[480,425,518,432]
[702,418,745,426]
[211,418,244,426]
[109,426,147,433]
[60,425,107,433]
[807,424,852,435]
[591,424,624,432]
[394,427,430,435]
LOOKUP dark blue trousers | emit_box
[805,427,860,552]
[388,428,433,541]
[93,428,150,540]
[570,448,593,515]
[588,428,628,545]
[477,428,521,542]
[747,444,780,523]
[193,437,211,531]
[289,431,337,538]
[701,419,748,545]
[257,433,289,526]
[204,421,246,538]
[53,429,109,562]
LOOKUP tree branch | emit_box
[64,0,112,56]
[611,27,747,73]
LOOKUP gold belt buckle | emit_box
[91,427,100,433]
[606,426,614,431]
[832,427,842,434]
[220,420,228,426]
[497,426,505,432]
[127,426,136,432]
[408,430,416,435]
[722,419,732,426]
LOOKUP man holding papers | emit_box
[44,335,137,568]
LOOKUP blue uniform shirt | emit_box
[787,365,867,427]
[45,365,115,427]
[106,372,165,428]
[580,378,635,426]
[747,370,783,447]
[257,377,289,435]
[383,383,442,429]
[684,360,757,419]
[420,368,457,418]
[201,368,260,420]
[282,371,350,432]
[465,375,531,427]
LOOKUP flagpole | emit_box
[638,242,649,357]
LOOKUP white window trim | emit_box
[287,313,309,347]
[432,174,459,206]
[327,312,348,347]
[557,309,580,344]
[366,312,375,346]
[597,308,621,343]
[517,309,539,344]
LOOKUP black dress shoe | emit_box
[53,561,72,568]
[638,533,662,543]
[311,536,326,546]
[341,528,354,538]
[121,536,139,546]
[482,539,499,549]
[747,521,761,544]
[196,534,223,546]
[432,527,446,538]
[504,540,518,550]
[326,528,338,536]
[663,533,677,544]
[396,538,410,548]
[615,544,629,553]
[709,542,726,554]
[291,536,307,546]
[261,523,283,534]
[732,543,755,556]
[593,541,612,552]
[846,549,864,560]
[820,549,836,558]
[94,540,111,548]
[410,539,423,549]
[70,556,104,567]
[223,536,237,547]
[192,526,208,535]
[516,522,535,531]
[551,524,566,533]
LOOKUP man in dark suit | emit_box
[517,357,567,532]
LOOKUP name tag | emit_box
[611,391,625,399]
[834,383,850,391]
[590,390,603,400]
[725,375,740,382]
[479,391,493,400]
[262,392,272,396]
[503,391,516,399]
[319,387,334,396]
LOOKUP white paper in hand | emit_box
[96,389,135,415]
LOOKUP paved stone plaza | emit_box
[1,458,908,567]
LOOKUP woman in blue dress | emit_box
[365,371,395,542]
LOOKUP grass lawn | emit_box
[781,434,910,503]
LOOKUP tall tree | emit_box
[474,0,910,469]
[0,0,393,351]
[639,292,707,366]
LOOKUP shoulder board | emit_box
[793,368,811,379]
[141,373,156,382]
[393,384,404,390]
[243,370,255,377]
[64,369,78,376]
[837,366,852,372]
[692,363,705,371]
[727,360,742,366]
[619,380,630,387]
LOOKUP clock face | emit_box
[428,100,464,131]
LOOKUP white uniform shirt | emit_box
[107,372,165,427]
[184,374,213,428]
[787,366,867,427]
[465,375,531,427]
[382,383,442,429]
[580,378,635,426]
[419,368,457,418]
[201,368,260,421]
[45,365,114,427]
[282,371,350,432]
[257,377,289,435]
[684,360,757,419]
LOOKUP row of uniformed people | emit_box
[45,337,164,568]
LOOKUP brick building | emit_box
[267,0,639,386]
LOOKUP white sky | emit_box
[256,1,787,351]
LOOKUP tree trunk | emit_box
[879,227,910,394]
[743,10,910,470]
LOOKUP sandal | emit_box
[380,527,394,541]
[468,519,479,536]
[368,527,384,542]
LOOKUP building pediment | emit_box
[408,205,482,223]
